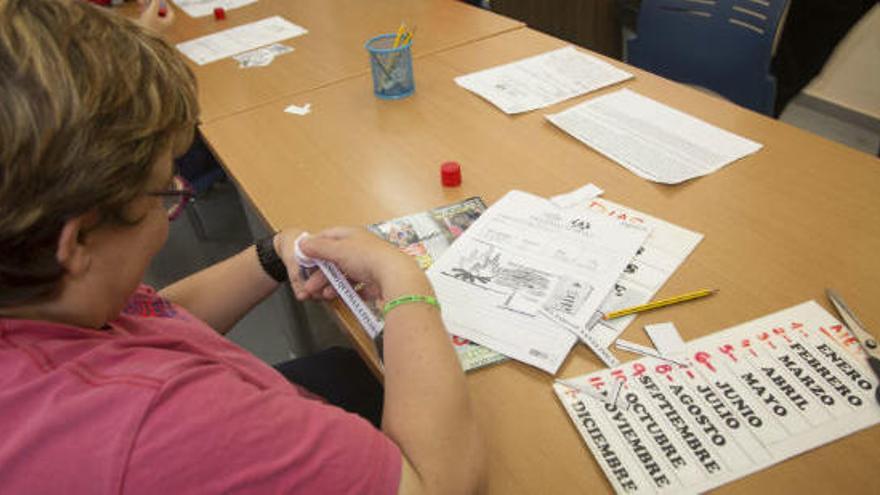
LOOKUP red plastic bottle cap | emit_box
[441,162,462,187]
[213,7,226,19]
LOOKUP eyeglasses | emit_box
[148,175,194,221]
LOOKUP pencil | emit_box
[392,22,407,48]
[401,26,417,46]
[603,288,718,320]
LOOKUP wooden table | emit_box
[201,27,880,494]
[123,0,523,123]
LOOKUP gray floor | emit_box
[779,95,879,155]
[145,93,878,365]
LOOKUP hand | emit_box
[137,0,175,34]
[274,228,314,301]
[295,227,431,303]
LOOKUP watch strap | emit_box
[256,235,288,283]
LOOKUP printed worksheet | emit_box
[546,89,763,184]
[176,16,307,65]
[427,190,649,374]
[455,46,633,114]
[172,0,257,18]
[554,301,880,494]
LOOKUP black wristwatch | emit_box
[255,234,288,283]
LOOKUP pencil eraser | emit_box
[213,7,226,20]
[441,161,461,187]
[294,232,318,268]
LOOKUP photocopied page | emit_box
[574,198,704,348]
[554,301,880,494]
[455,46,633,114]
[176,16,307,66]
[546,89,763,184]
[172,0,258,18]
[427,190,648,374]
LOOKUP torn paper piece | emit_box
[644,322,686,358]
[614,339,688,366]
[550,183,604,209]
[283,103,311,116]
[555,379,628,409]
[234,43,293,68]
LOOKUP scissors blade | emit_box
[826,289,880,358]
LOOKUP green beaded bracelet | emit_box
[382,295,440,316]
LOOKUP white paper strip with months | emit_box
[554,301,880,494]
[294,234,384,339]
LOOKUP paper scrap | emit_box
[614,338,688,366]
[455,46,633,114]
[546,89,763,184]
[172,0,258,18]
[644,322,686,358]
[427,190,648,374]
[234,43,293,68]
[556,378,628,409]
[176,16,307,66]
[550,183,604,209]
[283,103,311,116]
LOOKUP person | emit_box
[136,0,175,33]
[0,0,484,493]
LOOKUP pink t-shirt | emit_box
[0,285,401,494]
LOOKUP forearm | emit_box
[159,245,278,334]
[380,277,485,494]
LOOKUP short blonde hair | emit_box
[0,0,199,306]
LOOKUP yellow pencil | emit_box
[401,26,417,46]
[392,22,407,48]
[603,289,718,320]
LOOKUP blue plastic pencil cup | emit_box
[365,34,415,100]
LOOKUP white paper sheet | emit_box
[644,322,686,358]
[176,16,307,66]
[233,42,293,68]
[558,197,703,349]
[427,190,648,374]
[550,183,604,209]
[546,89,763,184]
[454,46,633,114]
[172,0,257,18]
[554,301,880,494]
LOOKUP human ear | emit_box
[56,215,92,277]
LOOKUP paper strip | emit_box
[644,322,686,357]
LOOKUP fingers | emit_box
[298,229,355,260]
[311,226,357,241]
[301,269,328,296]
